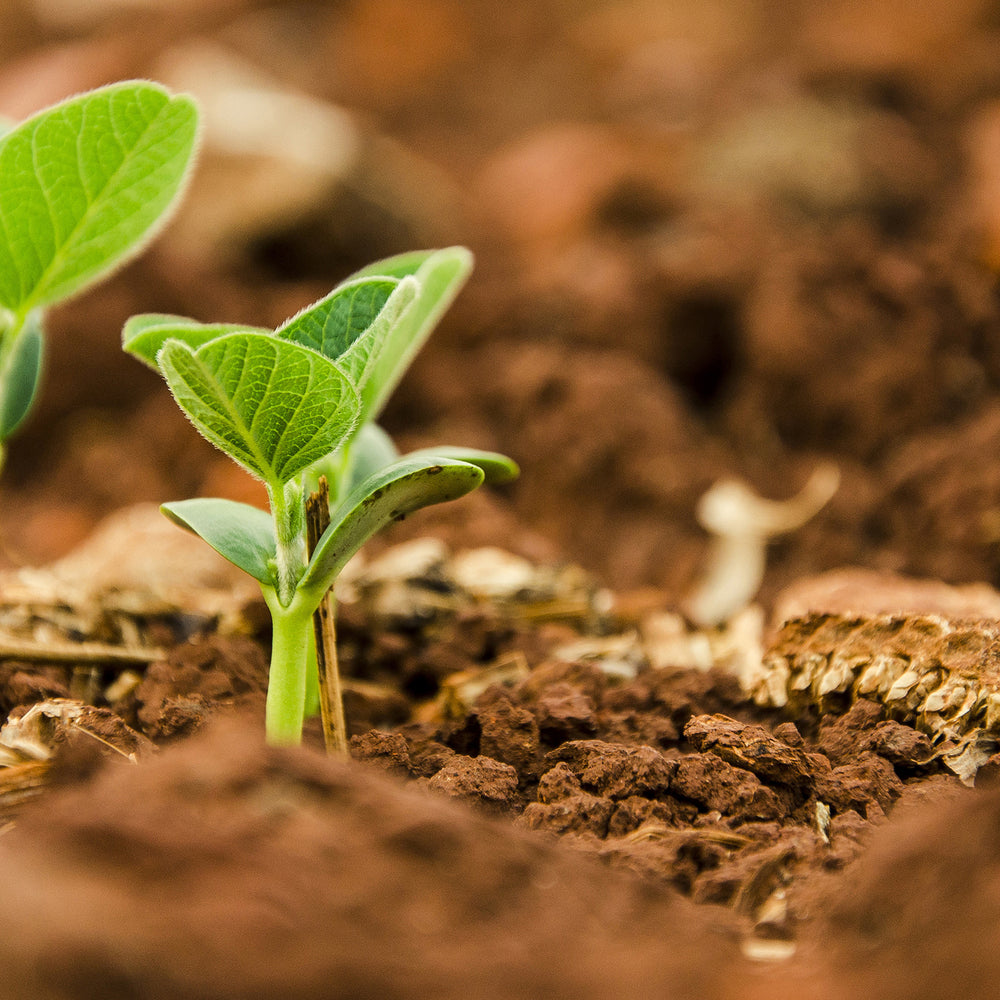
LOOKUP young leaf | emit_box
[161,498,276,585]
[298,455,484,601]
[0,81,199,315]
[346,248,439,281]
[123,314,269,369]
[355,246,473,422]
[337,277,418,389]
[0,314,43,439]
[157,332,360,487]
[275,276,410,382]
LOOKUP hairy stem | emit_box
[268,479,305,606]
[262,588,314,745]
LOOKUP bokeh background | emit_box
[5,0,1000,607]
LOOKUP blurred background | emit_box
[4,0,1000,607]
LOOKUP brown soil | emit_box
[0,540,990,998]
[0,720,747,1000]
[3,1,1000,997]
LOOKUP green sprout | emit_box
[0,82,199,472]
[123,247,518,746]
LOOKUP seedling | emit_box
[0,81,199,471]
[123,247,518,746]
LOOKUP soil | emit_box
[4,1,1000,997]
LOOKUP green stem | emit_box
[0,313,22,468]
[268,479,305,606]
[262,588,315,745]
[331,441,354,501]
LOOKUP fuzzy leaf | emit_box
[0,81,199,314]
[157,332,360,487]
[161,498,276,585]
[0,314,43,439]
[299,455,484,600]
[276,276,415,385]
[348,247,473,421]
[347,248,439,281]
[123,314,269,369]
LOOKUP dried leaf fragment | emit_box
[0,699,153,766]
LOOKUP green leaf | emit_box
[340,277,418,390]
[0,81,199,315]
[157,332,360,487]
[276,277,398,358]
[358,246,473,422]
[276,273,422,441]
[403,445,519,485]
[0,313,43,440]
[298,455,484,601]
[161,498,276,585]
[346,248,439,281]
[123,314,269,369]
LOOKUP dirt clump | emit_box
[809,785,1000,1000]
[0,718,748,1000]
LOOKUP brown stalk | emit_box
[0,635,164,665]
[305,477,348,756]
